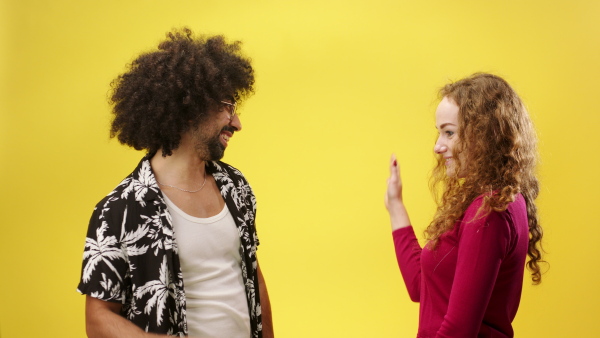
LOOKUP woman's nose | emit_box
[434,144,447,154]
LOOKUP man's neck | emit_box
[150,143,207,186]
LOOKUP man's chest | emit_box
[160,177,226,218]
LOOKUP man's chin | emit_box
[208,147,226,161]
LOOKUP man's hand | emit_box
[257,262,274,338]
[86,296,168,338]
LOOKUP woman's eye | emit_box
[445,130,454,137]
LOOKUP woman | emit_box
[386,73,543,337]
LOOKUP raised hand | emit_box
[385,154,411,230]
[386,154,403,209]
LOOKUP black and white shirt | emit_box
[77,156,262,337]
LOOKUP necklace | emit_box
[156,171,207,193]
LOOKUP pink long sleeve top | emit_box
[393,194,529,337]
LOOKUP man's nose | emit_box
[230,114,242,132]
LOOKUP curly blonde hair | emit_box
[427,73,544,284]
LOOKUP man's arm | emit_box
[257,262,274,338]
[85,296,167,338]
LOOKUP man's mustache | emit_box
[221,126,236,135]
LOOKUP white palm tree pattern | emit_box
[81,221,126,284]
[77,157,262,337]
[136,256,173,327]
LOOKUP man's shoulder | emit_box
[209,161,256,204]
[210,160,248,180]
[92,157,153,212]
[90,173,135,220]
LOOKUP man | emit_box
[77,28,273,338]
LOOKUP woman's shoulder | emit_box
[507,193,527,213]
[466,192,525,210]
[462,192,526,224]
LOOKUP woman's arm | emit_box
[436,207,513,337]
[392,227,423,301]
[386,154,422,300]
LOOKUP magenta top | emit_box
[393,194,529,337]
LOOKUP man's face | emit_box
[192,101,242,161]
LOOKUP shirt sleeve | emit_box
[436,208,513,337]
[77,198,129,303]
[392,226,423,302]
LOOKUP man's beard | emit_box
[193,125,234,161]
[205,133,226,161]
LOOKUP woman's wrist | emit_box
[388,201,411,230]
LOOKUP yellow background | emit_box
[1,0,599,337]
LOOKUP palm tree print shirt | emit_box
[77,157,262,337]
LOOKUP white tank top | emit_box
[163,195,251,338]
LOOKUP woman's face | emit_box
[434,96,462,176]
